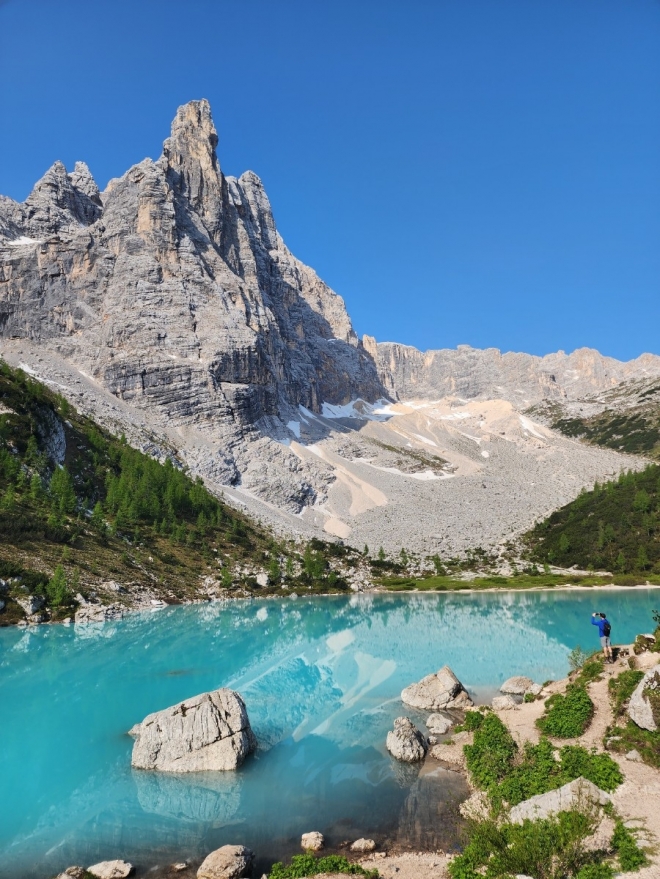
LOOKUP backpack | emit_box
[603,620,611,637]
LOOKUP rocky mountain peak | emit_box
[162,98,224,237]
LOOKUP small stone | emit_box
[301,831,324,851]
[172,865,188,872]
[87,861,134,879]
[197,845,254,879]
[426,713,453,735]
[56,868,86,879]
[625,749,642,762]
[350,838,376,853]
[492,694,518,710]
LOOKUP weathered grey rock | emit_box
[628,663,660,731]
[401,666,473,711]
[0,99,386,517]
[492,694,519,710]
[367,338,660,408]
[426,713,453,735]
[301,831,324,851]
[196,845,254,879]
[87,861,133,879]
[500,676,535,695]
[15,594,45,615]
[625,749,643,762]
[56,868,86,879]
[527,682,543,696]
[350,838,376,852]
[386,717,428,762]
[583,816,616,853]
[75,602,124,624]
[509,777,610,823]
[130,687,256,772]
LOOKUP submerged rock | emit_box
[628,663,660,731]
[350,838,376,852]
[401,666,473,711]
[197,845,254,879]
[130,688,256,772]
[87,861,133,879]
[301,831,324,851]
[386,716,428,762]
[509,777,610,823]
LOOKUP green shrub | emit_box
[268,854,378,878]
[568,645,591,672]
[558,746,622,792]
[608,669,645,716]
[537,686,594,738]
[575,864,614,879]
[575,658,604,686]
[463,713,517,792]
[448,810,599,879]
[612,820,647,871]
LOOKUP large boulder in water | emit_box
[628,663,660,731]
[129,688,256,772]
[386,716,428,762]
[401,665,473,711]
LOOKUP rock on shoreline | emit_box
[401,666,473,711]
[129,688,256,772]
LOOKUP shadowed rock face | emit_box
[0,99,385,506]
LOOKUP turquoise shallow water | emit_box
[1,589,658,878]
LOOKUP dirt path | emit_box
[494,649,660,877]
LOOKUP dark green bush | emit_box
[558,746,622,792]
[537,686,594,738]
[268,854,378,878]
[463,713,517,792]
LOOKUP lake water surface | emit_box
[2,589,658,878]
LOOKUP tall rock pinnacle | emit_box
[163,99,224,241]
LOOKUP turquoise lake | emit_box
[1,589,658,878]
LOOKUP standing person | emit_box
[591,612,613,663]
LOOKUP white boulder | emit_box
[386,717,428,762]
[500,676,535,695]
[87,861,133,879]
[628,664,660,732]
[492,695,519,710]
[509,777,610,824]
[301,831,324,851]
[350,838,376,852]
[197,845,254,879]
[15,594,45,615]
[426,713,453,735]
[401,666,473,711]
[130,688,256,772]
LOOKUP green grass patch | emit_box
[608,669,645,716]
[268,854,378,878]
[537,686,594,738]
[612,820,648,871]
[605,720,660,769]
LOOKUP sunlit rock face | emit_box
[0,99,385,509]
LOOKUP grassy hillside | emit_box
[0,360,351,624]
[524,464,660,575]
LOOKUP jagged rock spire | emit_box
[163,99,224,239]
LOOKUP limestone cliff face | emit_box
[0,99,383,429]
[366,337,660,405]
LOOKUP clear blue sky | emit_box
[1,0,658,360]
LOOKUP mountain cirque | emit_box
[1,99,659,553]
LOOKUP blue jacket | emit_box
[591,616,610,637]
